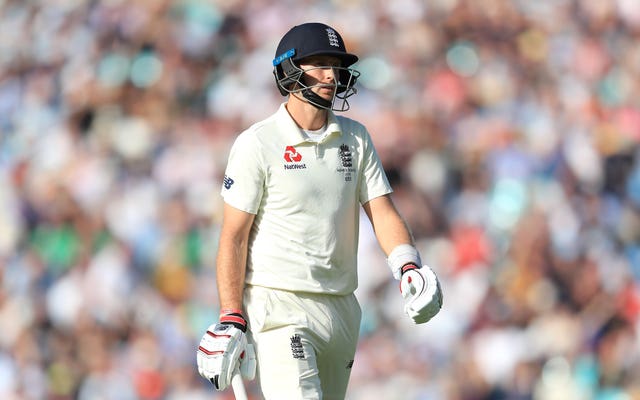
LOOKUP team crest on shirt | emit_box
[283,145,306,170]
[337,144,355,182]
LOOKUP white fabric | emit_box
[400,265,442,324]
[387,244,422,280]
[303,125,328,142]
[221,103,392,295]
[244,284,361,399]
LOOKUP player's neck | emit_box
[286,96,328,131]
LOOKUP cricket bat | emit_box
[231,372,248,400]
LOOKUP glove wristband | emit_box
[220,308,244,315]
[387,244,422,280]
[220,310,247,333]
[401,263,420,275]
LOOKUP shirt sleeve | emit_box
[358,129,393,204]
[220,131,264,214]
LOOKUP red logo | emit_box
[284,146,302,162]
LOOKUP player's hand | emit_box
[196,311,255,390]
[400,264,443,324]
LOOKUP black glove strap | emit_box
[401,262,420,275]
[220,312,247,333]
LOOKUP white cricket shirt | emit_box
[221,103,392,295]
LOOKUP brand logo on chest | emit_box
[283,145,306,170]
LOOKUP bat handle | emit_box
[231,371,248,400]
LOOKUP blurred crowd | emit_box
[1,0,640,399]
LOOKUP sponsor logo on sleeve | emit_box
[223,175,235,189]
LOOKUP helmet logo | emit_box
[326,28,340,47]
[284,146,302,162]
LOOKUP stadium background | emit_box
[1,0,639,398]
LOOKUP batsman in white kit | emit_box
[197,22,443,399]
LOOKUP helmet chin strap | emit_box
[278,60,355,111]
[301,88,332,110]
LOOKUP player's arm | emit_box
[362,194,414,254]
[363,194,442,324]
[197,202,257,391]
[216,202,255,311]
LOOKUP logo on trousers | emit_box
[290,334,305,359]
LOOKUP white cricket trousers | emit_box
[244,284,362,400]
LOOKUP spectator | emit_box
[1,0,639,398]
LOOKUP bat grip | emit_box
[231,371,248,400]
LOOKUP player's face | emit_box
[298,56,342,100]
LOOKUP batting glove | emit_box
[196,310,256,390]
[387,244,442,324]
[400,263,443,324]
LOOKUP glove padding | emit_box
[196,323,255,390]
[400,264,443,324]
[240,343,256,381]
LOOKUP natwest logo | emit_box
[284,146,302,162]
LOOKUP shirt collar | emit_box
[276,102,342,145]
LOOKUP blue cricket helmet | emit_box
[272,22,360,111]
